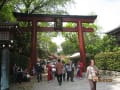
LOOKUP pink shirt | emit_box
[56,62,63,75]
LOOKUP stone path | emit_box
[32,76,120,90]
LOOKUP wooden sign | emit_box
[54,17,62,31]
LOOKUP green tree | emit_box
[0,0,16,21]
[62,32,79,55]
[14,0,74,14]
[37,32,57,58]
[49,42,57,53]
[61,22,79,55]
[101,35,119,52]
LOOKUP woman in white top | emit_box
[86,59,99,90]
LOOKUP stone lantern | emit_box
[0,22,18,90]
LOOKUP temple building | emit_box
[106,26,120,45]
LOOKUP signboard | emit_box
[54,17,62,31]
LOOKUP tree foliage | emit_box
[100,35,119,52]
[95,51,120,71]
[37,32,57,57]
[62,32,79,55]
[14,0,74,14]
[0,0,16,21]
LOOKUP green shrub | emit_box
[95,51,120,71]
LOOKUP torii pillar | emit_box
[77,20,86,72]
[29,20,37,74]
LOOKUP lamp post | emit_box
[0,22,18,90]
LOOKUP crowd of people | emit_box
[33,59,84,86]
[33,59,99,90]
[12,59,99,90]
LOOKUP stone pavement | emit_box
[32,76,120,90]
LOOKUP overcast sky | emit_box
[68,0,120,33]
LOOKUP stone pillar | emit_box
[1,48,9,90]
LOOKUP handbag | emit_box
[92,66,99,82]
[92,76,98,82]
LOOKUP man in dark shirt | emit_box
[35,62,43,82]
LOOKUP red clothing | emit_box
[77,62,83,77]
[47,64,52,81]
[79,62,83,77]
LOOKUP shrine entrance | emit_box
[13,12,97,72]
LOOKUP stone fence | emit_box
[99,70,120,77]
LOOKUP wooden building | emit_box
[107,26,120,44]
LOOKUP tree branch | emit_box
[29,0,49,14]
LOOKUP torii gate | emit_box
[13,12,97,72]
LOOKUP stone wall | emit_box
[99,70,120,76]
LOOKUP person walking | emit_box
[35,62,43,82]
[76,61,80,78]
[86,59,99,90]
[66,60,75,82]
[46,62,53,82]
[79,61,83,78]
[51,62,56,80]
[56,59,63,86]
[62,61,66,81]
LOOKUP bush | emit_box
[95,51,120,71]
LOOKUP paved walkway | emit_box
[32,76,120,90]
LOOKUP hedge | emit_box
[94,51,120,71]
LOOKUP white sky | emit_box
[52,32,65,46]
[52,0,120,46]
[68,0,120,33]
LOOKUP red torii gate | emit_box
[13,12,97,72]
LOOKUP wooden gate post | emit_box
[29,20,37,74]
[77,20,86,72]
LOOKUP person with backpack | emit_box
[66,60,75,82]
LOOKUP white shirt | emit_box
[86,66,97,79]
